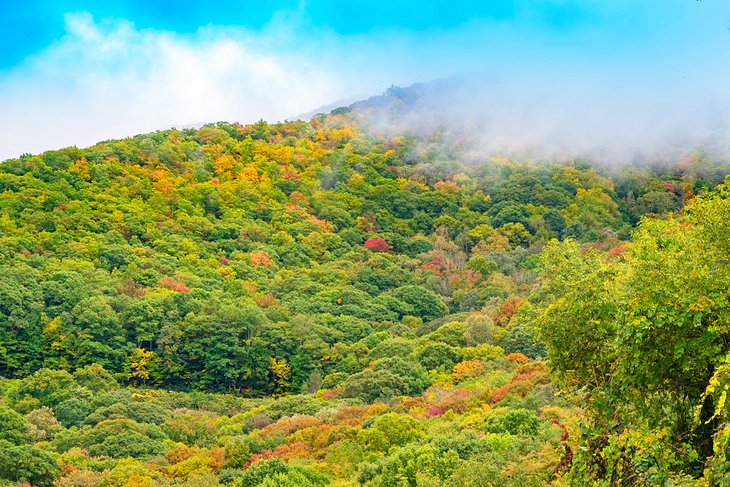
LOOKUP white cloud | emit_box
[0,12,365,160]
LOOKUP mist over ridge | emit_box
[326,75,730,166]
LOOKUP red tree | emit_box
[364,238,389,252]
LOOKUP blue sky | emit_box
[1,1,729,160]
[0,0,595,67]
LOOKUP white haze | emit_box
[351,74,730,165]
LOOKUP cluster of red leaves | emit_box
[426,406,444,417]
[364,238,389,252]
[159,276,190,293]
[491,362,549,403]
[420,254,448,276]
[608,245,628,258]
[429,387,475,414]
[246,442,311,468]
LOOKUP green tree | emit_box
[0,265,44,375]
[390,285,447,322]
[73,363,119,392]
[342,368,403,403]
[74,419,167,458]
[0,442,61,487]
[358,413,424,452]
[413,341,461,371]
[0,405,28,445]
[371,357,431,396]
[374,443,459,486]
[483,408,541,436]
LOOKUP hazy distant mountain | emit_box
[316,76,730,164]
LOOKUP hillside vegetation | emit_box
[0,110,728,485]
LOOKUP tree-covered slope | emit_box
[0,110,728,485]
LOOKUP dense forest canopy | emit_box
[0,105,729,485]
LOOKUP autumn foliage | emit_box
[0,94,722,486]
[363,238,389,252]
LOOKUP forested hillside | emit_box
[0,107,728,485]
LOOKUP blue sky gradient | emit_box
[0,0,597,67]
[1,1,729,160]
